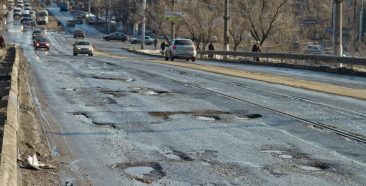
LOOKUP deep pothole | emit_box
[112,162,165,184]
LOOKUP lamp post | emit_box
[171,0,175,40]
[141,0,146,49]
[223,0,230,59]
[359,0,364,47]
[333,0,343,57]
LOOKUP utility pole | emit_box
[223,0,229,51]
[171,0,175,40]
[141,0,146,49]
[88,0,91,15]
[333,0,343,57]
[359,0,364,47]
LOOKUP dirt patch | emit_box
[17,53,60,185]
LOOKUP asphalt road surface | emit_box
[3,5,366,186]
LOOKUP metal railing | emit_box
[197,50,366,73]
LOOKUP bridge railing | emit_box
[197,50,366,72]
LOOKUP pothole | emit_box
[160,148,194,161]
[196,115,221,121]
[92,75,135,82]
[129,87,170,96]
[246,114,262,119]
[72,112,92,123]
[299,162,331,171]
[149,110,229,121]
[92,122,118,129]
[112,162,165,184]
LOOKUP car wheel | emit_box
[192,57,196,62]
[132,41,137,44]
[73,53,77,56]
[47,48,49,51]
[186,59,189,62]
[35,47,37,50]
[170,53,174,61]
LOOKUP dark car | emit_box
[73,29,85,38]
[34,37,50,50]
[103,32,129,41]
[32,29,43,39]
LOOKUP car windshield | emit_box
[175,40,193,45]
[36,38,48,42]
[76,42,90,45]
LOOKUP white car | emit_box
[304,44,323,55]
[73,41,93,56]
[129,36,154,45]
[165,39,197,62]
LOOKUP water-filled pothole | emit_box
[149,110,229,121]
[112,162,165,184]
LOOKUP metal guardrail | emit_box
[197,50,366,66]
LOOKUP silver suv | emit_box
[73,41,93,56]
[165,39,196,62]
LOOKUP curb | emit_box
[0,47,19,186]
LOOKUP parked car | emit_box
[165,39,196,62]
[73,29,85,38]
[103,32,129,41]
[74,15,83,24]
[304,44,323,55]
[129,36,154,45]
[34,37,49,50]
[73,41,93,56]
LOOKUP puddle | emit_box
[149,110,229,120]
[279,154,293,159]
[125,166,154,177]
[299,165,322,171]
[112,162,165,184]
[196,116,220,121]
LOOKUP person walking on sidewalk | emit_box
[153,38,158,49]
[208,42,215,58]
[160,41,166,55]
[251,40,261,61]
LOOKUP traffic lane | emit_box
[26,47,366,185]
[43,31,366,136]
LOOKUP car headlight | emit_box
[77,48,81,50]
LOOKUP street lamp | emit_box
[141,0,146,49]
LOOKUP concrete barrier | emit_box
[0,46,19,186]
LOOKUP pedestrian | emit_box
[0,35,5,48]
[208,42,215,58]
[160,41,166,55]
[153,38,158,49]
[251,40,261,61]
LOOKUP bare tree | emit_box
[180,0,222,50]
[238,0,295,46]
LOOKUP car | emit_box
[32,29,43,39]
[129,36,154,45]
[34,37,49,50]
[73,29,85,38]
[73,41,93,56]
[103,32,129,41]
[165,39,197,62]
[304,44,323,55]
[74,16,83,24]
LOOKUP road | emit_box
[3,5,366,186]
